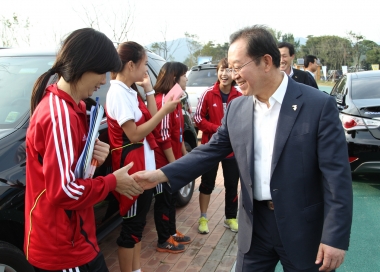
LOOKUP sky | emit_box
[2,0,379,49]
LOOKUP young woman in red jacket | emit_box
[105,42,179,272]
[25,28,144,272]
[194,58,242,234]
[153,62,192,253]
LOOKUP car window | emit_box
[187,69,217,87]
[331,76,347,103]
[352,77,380,99]
[0,56,55,128]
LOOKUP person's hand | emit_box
[92,139,110,167]
[132,169,168,190]
[136,72,153,93]
[162,96,181,114]
[315,243,345,271]
[113,162,144,199]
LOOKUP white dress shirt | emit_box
[253,72,288,200]
[307,70,315,78]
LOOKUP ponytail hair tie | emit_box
[48,68,56,75]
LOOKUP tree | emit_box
[366,45,380,68]
[184,32,202,68]
[74,0,134,42]
[1,13,31,47]
[268,28,282,42]
[149,26,182,61]
[192,41,229,63]
[301,35,352,70]
[347,31,365,71]
[281,33,301,56]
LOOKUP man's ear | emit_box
[262,54,273,72]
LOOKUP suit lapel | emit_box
[239,97,255,183]
[271,80,303,177]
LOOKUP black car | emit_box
[330,70,380,174]
[0,48,197,271]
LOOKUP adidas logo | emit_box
[82,135,87,141]
[213,103,217,107]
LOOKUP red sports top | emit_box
[24,84,116,270]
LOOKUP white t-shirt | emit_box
[106,80,156,170]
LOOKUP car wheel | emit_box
[176,142,195,207]
[0,241,35,272]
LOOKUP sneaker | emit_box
[172,230,191,244]
[156,236,185,253]
[224,218,238,232]
[198,216,209,234]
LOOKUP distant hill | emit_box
[145,38,189,62]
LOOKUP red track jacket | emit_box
[194,82,241,146]
[24,84,116,270]
[154,93,184,169]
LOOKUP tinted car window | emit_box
[187,69,217,87]
[352,77,380,99]
[0,56,55,128]
[331,76,346,103]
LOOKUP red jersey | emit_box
[194,82,241,158]
[24,84,116,270]
[154,93,184,169]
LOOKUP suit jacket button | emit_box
[250,210,253,215]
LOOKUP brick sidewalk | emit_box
[100,165,238,272]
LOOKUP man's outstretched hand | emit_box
[132,169,168,190]
[113,162,144,199]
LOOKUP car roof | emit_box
[0,47,165,61]
[190,63,218,71]
[0,48,57,57]
[349,70,380,79]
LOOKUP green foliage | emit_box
[366,47,380,67]
[184,32,202,68]
[301,35,352,69]
[269,28,301,55]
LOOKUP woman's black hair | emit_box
[154,62,188,95]
[31,28,122,114]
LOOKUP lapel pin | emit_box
[292,105,297,111]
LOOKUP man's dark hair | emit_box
[278,42,295,56]
[229,25,280,68]
[304,55,317,68]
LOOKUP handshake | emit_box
[112,162,169,199]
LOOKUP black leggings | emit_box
[199,158,239,219]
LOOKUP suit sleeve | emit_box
[41,104,116,210]
[194,90,219,133]
[162,100,235,192]
[317,96,353,250]
[304,72,313,87]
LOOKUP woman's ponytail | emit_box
[30,69,56,115]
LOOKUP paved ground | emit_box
[100,164,238,272]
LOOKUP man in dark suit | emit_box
[135,26,353,272]
[278,42,313,87]
[304,55,319,89]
